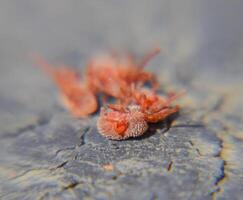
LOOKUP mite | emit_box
[34,49,185,140]
[97,89,184,140]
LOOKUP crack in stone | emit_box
[62,181,80,191]
[172,124,205,128]
[55,146,76,157]
[54,161,69,169]
[188,140,202,156]
[167,161,173,172]
[211,134,228,200]
[79,126,91,146]
[8,167,52,181]
[9,161,69,181]
[2,115,51,139]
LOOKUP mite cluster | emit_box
[36,48,184,140]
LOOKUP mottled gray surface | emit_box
[0,1,243,200]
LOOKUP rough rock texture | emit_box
[0,1,243,200]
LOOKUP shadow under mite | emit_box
[129,111,180,141]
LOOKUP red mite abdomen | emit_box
[97,106,148,140]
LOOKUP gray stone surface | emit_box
[0,1,243,200]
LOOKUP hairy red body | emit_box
[97,105,148,140]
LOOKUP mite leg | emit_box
[145,106,180,123]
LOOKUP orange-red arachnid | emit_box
[33,48,185,140]
[35,56,98,117]
[97,89,184,140]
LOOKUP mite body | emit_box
[97,105,148,140]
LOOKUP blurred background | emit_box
[0,0,243,121]
[1,0,243,72]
